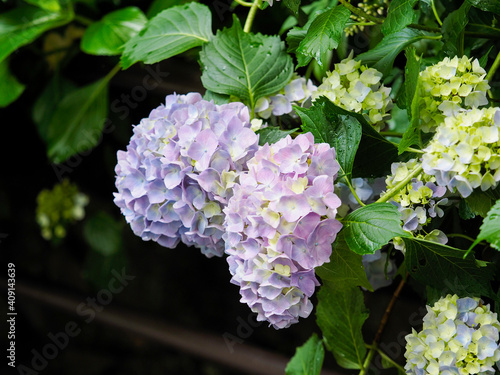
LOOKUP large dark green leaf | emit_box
[121,3,212,68]
[81,7,147,56]
[0,4,73,64]
[0,59,25,107]
[200,16,293,111]
[404,238,496,298]
[296,5,350,67]
[46,76,109,163]
[382,0,418,35]
[357,28,434,76]
[441,2,471,58]
[316,285,368,369]
[285,333,324,375]
[343,203,408,255]
[256,127,298,146]
[465,0,500,15]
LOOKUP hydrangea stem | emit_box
[345,178,366,207]
[243,0,263,33]
[234,0,254,6]
[430,0,443,26]
[376,164,423,204]
[486,50,500,82]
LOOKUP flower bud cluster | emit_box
[254,76,317,119]
[223,133,342,329]
[36,179,88,240]
[421,107,500,198]
[419,56,490,133]
[312,52,393,131]
[345,0,390,36]
[405,294,500,375]
[114,93,259,258]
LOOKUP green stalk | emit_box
[243,0,263,33]
[486,50,500,82]
[430,0,443,26]
[376,164,423,203]
[234,0,254,6]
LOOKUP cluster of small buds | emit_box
[312,52,393,131]
[223,133,342,329]
[36,179,89,240]
[405,294,500,375]
[384,159,448,232]
[419,56,490,133]
[254,76,317,119]
[345,0,390,36]
[114,93,259,258]
[421,107,500,198]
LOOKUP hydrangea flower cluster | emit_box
[36,179,88,240]
[311,52,393,131]
[405,294,500,375]
[223,133,342,329]
[384,159,448,232]
[419,56,490,133]
[114,93,259,258]
[421,107,500,198]
[254,76,317,119]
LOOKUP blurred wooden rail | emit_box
[1,279,342,375]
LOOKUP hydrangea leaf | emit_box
[203,90,230,105]
[465,189,496,217]
[285,333,324,375]
[404,237,496,298]
[81,7,147,56]
[83,212,123,256]
[398,47,422,154]
[357,28,433,76]
[46,76,109,164]
[469,199,500,252]
[200,16,293,111]
[465,0,500,15]
[23,0,61,12]
[382,0,418,35]
[256,127,298,146]
[146,0,193,19]
[0,59,25,107]
[0,4,73,64]
[343,203,408,255]
[441,2,471,58]
[283,0,301,15]
[316,284,368,369]
[121,3,212,69]
[296,5,351,67]
[316,231,373,291]
[295,97,361,183]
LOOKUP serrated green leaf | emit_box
[283,0,301,15]
[203,90,230,105]
[285,333,324,375]
[121,3,212,69]
[441,2,471,58]
[357,28,433,76]
[0,59,25,107]
[316,285,368,369]
[316,231,373,291]
[256,127,298,146]
[404,237,496,298]
[33,74,76,141]
[398,47,422,154]
[200,16,293,111]
[469,199,500,251]
[146,0,194,19]
[465,189,495,217]
[296,5,350,67]
[459,199,476,220]
[81,7,147,56]
[83,212,123,256]
[0,4,73,64]
[465,0,500,15]
[23,0,61,12]
[343,203,408,255]
[46,76,109,164]
[382,0,418,35]
[295,97,361,183]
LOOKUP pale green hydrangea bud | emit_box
[405,294,500,375]
[422,107,500,198]
[312,51,393,131]
[36,179,89,240]
[419,56,490,133]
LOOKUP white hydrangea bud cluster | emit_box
[422,107,500,198]
[254,76,317,119]
[419,56,490,133]
[405,294,500,375]
[312,52,393,131]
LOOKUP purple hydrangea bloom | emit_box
[223,133,342,329]
[114,93,259,257]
